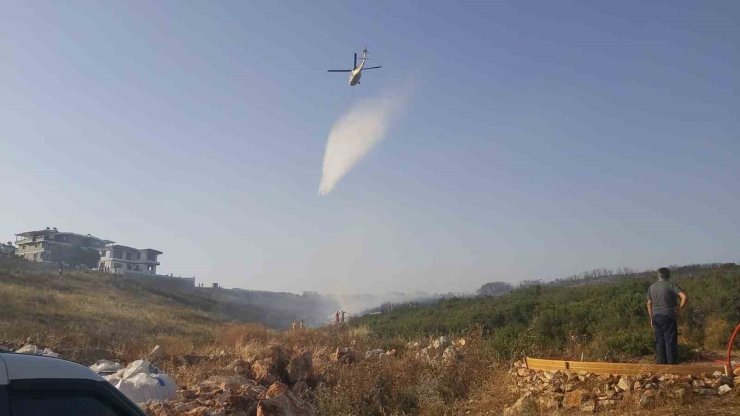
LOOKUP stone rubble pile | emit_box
[329,345,399,364]
[134,343,413,415]
[140,350,316,416]
[363,348,397,360]
[504,360,739,415]
[407,336,466,365]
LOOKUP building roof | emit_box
[105,243,162,255]
[15,229,114,244]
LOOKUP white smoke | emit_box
[319,86,411,195]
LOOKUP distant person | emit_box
[341,310,346,323]
[291,320,297,331]
[299,320,305,330]
[646,267,687,364]
[58,261,63,278]
[335,311,340,325]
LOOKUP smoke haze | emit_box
[319,86,411,195]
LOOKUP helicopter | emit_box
[327,48,382,86]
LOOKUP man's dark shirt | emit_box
[646,279,683,319]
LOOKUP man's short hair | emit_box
[658,267,670,279]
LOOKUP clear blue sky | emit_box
[2,1,738,295]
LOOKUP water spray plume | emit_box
[319,85,411,195]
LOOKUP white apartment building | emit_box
[15,228,112,262]
[14,228,163,276]
[99,244,162,275]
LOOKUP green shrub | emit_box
[353,265,740,362]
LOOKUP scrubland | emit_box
[1,258,738,415]
[354,264,740,363]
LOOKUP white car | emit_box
[0,352,146,416]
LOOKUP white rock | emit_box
[442,346,459,363]
[15,344,59,357]
[364,349,385,360]
[15,344,40,354]
[617,376,632,391]
[40,348,59,358]
[432,336,451,349]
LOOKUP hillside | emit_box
[353,264,740,362]
[0,257,335,362]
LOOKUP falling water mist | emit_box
[319,85,411,195]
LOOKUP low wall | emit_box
[119,272,195,291]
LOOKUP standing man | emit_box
[341,310,346,324]
[646,267,688,364]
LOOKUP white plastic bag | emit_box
[103,374,121,386]
[115,373,177,404]
[121,359,153,380]
[90,359,123,374]
[114,360,176,404]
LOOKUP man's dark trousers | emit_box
[652,315,678,364]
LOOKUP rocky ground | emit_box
[140,336,466,416]
[4,337,739,415]
[140,346,319,416]
[505,360,740,415]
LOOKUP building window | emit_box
[136,252,141,260]
[101,250,107,257]
[114,263,122,269]
[125,252,132,260]
[113,249,122,259]
[126,264,132,270]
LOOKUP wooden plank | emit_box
[525,358,567,371]
[525,357,723,376]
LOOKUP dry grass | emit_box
[0,267,219,363]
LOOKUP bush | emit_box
[353,265,740,362]
[702,316,734,350]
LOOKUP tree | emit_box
[58,244,101,269]
[80,247,101,269]
[477,281,513,297]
